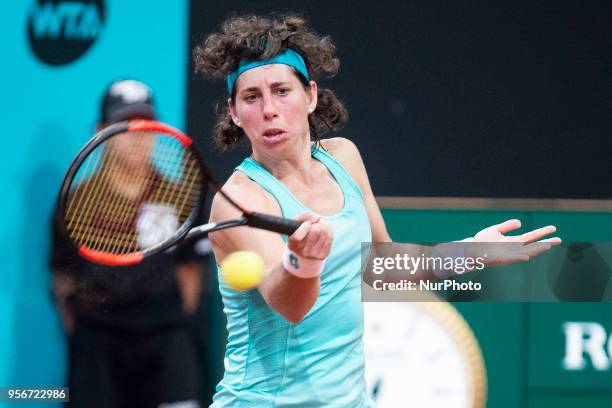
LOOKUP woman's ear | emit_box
[307,81,318,113]
[228,98,241,127]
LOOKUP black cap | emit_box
[100,79,156,124]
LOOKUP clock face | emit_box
[364,302,480,408]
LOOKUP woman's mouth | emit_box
[262,129,286,142]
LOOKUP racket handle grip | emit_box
[246,212,302,235]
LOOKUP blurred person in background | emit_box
[50,79,210,408]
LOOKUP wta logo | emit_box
[27,0,105,65]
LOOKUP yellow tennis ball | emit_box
[220,251,265,291]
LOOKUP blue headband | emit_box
[226,48,310,94]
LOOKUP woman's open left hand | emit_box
[469,219,562,267]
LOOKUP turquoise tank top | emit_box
[211,147,374,407]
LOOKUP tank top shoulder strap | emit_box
[234,145,365,216]
[234,157,296,217]
[312,146,364,200]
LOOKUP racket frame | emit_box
[57,120,207,265]
[58,119,301,266]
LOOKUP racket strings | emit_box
[65,147,109,233]
[147,136,202,223]
[82,134,149,253]
[72,136,147,253]
[70,152,126,249]
[64,131,202,255]
[73,135,194,253]
[96,134,161,253]
[175,159,199,221]
[148,135,190,212]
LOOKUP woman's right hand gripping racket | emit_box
[58,120,301,266]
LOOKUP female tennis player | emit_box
[194,15,560,407]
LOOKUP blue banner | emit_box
[0,0,188,393]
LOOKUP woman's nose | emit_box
[262,92,278,119]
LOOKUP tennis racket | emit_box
[58,119,301,266]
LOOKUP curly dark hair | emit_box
[193,14,348,150]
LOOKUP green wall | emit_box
[381,208,612,407]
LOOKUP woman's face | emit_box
[229,64,317,154]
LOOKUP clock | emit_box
[364,300,486,407]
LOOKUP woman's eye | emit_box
[244,94,258,102]
[276,88,289,95]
